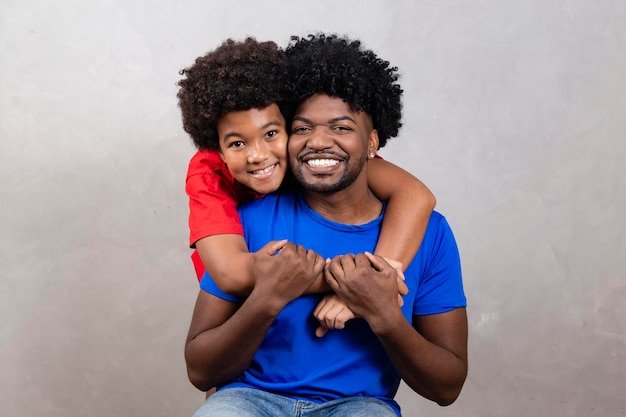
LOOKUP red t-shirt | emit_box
[186,149,262,280]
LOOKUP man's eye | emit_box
[292,126,310,134]
[333,125,351,131]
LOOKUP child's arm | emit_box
[195,235,255,296]
[368,157,436,270]
[196,236,330,296]
[186,150,256,295]
[188,150,329,296]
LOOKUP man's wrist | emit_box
[366,306,405,336]
[247,286,286,318]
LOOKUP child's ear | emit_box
[368,129,379,157]
[218,150,226,163]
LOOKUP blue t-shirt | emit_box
[200,191,466,415]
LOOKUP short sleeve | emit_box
[413,214,466,315]
[186,150,249,247]
[199,271,246,303]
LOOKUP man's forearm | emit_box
[185,242,326,390]
[185,292,281,391]
[369,309,468,406]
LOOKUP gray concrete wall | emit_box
[1,1,624,416]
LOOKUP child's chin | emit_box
[247,180,282,195]
[260,185,281,194]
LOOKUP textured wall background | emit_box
[1,1,624,416]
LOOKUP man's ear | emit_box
[368,129,379,157]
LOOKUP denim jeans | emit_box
[191,387,398,417]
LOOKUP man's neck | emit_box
[302,185,383,225]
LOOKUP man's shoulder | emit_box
[430,209,458,229]
[429,210,445,223]
[426,211,449,234]
[420,211,459,256]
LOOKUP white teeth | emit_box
[251,164,275,175]
[307,159,339,167]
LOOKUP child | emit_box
[177,37,436,333]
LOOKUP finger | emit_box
[354,253,372,268]
[324,266,338,291]
[308,251,325,271]
[307,252,325,281]
[397,279,409,296]
[325,256,345,288]
[279,241,297,254]
[396,268,406,281]
[324,303,347,329]
[313,296,330,318]
[397,293,405,307]
[314,254,326,272]
[296,244,308,256]
[363,251,389,272]
[381,256,403,272]
[332,254,355,281]
[314,297,337,322]
[340,253,357,269]
[334,308,357,329]
[260,239,288,256]
[315,324,329,338]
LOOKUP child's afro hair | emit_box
[177,37,288,150]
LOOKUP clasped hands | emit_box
[315,253,408,337]
[252,240,408,338]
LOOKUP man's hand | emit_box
[313,255,409,337]
[324,252,401,324]
[380,257,408,306]
[252,240,325,313]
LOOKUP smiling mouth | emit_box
[250,163,277,175]
[306,158,340,168]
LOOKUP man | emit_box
[185,34,468,417]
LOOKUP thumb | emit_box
[260,239,288,256]
[315,324,329,338]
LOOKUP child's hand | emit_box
[312,294,357,337]
[380,256,408,306]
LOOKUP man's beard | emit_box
[292,153,367,193]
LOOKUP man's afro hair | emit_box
[284,33,403,148]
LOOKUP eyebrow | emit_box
[292,115,357,124]
[261,120,283,129]
[222,120,282,141]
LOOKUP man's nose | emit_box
[306,127,334,150]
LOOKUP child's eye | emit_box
[265,130,278,139]
[228,140,245,148]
